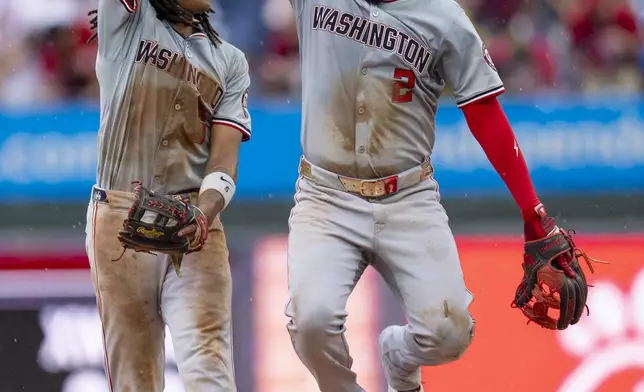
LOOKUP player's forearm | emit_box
[197,123,244,221]
[198,162,239,222]
[461,97,541,221]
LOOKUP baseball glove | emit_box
[512,214,607,330]
[115,181,209,275]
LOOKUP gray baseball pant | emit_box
[85,188,236,392]
[285,163,474,392]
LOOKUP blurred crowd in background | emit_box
[0,0,642,107]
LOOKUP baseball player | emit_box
[84,0,251,391]
[285,0,601,391]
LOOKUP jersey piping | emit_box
[212,118,251,141]
[118,0,139,13]
[456,85,505,107]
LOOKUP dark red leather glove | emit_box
[512,204,606,329]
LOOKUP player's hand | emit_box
[177,189,224,242]
[177,204,208,238]
[512,206,606,330]
[176,204,209,253]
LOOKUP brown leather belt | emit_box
[298,157,433,198]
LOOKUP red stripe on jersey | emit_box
[118,0,139,13]
[90,202,115,392]
[212,120,251,141]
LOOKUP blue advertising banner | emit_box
[0,96,643,202]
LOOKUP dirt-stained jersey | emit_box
[292,0,503,178]
[95,0,251,194]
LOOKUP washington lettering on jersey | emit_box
[312,5,432,74]
[134,40,224,108]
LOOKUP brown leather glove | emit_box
[115,181,208,275]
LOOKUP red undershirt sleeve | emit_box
[460,96,541,221]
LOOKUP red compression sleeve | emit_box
[461,97,541,221]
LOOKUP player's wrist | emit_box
[199,172,236,211]
[196,189,225,222]
[521,202,545,222]
[522,203,559,241]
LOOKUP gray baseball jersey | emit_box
[293,0,504,178]
[95,0,251,194]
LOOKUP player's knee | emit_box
[415,303,474,363]
[436,318,473,361]
[290,304,343,343]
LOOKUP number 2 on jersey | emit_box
[392,68,415,103]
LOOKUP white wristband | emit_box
[199,172,236,210]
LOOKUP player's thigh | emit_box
[87,201,166,385]
[160,228,233,369]
[88,202,165,306]
[161,228,232,333]
[286,179,371,328]
[376,189,473,330]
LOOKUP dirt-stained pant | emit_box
[85,188,235,392]
[286,169,475,392]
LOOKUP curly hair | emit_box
[88,0,221,47]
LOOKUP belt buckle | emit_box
[359,176,398,198]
